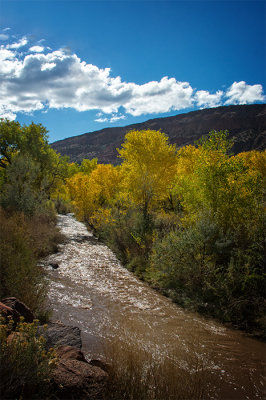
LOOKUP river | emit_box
[40,214,265,399]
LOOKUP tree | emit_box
[173,130,265,232]
[118,130,177,217]
[66,164,122,223]
[0,119,50,169]
[0,119,69,213]
[0,120,21,168]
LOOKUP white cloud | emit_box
[0,35,265,122]
[29,45,45,53]
[124,78,193,116]
[195,90,223,108]
[95,117,108,123]
[0,34,9,41]
[95,113,126,123]
[41,62,56,71]
[110,114,126,122]
[3,28,11,32]
[7,37,28,49]
[225,81,265,104]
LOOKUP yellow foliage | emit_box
[235,150,266,177]
[66,165,122,222]
[118,130,177,210]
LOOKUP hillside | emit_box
[51,104,266,164]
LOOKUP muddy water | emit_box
[41,214,265,399]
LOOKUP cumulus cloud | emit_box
[195,90,223,108]
[7,37,28,49]
[0,35,265,122]
[29,45,45,53]
[225,81,265,104]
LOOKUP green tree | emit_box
[0,119,70,213]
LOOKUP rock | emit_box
[52,358,108,400]
[56,345,88,363]
[0,302,20,324]
[1,297,34,323]
[89,359,111,373]
[37,322,82,350]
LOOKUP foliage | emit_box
[118,129,177,213]
[0,317,57,399]
[97,206,154,277]
[1,154,47,215]
[0,209,47,313]
[64,129,266,336]
[0,119,70,214]
[66,164,122,223]
[80,157,98,174]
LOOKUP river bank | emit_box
[41,213,266,399]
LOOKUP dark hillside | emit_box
[51,104,266,164]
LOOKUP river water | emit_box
[41,214,265,399]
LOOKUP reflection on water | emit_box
[40,214,266,399]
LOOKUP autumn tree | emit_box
[66,164,122,224]
[118,130,177,219]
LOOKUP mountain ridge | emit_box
[51,104,266,164]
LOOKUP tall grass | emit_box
[104,329,217,400]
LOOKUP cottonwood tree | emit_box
[118,129,177,222]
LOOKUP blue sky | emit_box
[0,0,265,143]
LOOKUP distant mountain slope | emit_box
[51,104,266,164]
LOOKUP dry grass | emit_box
[104,329,217,400]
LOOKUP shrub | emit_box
[0,317,57,399]
[97,206,154,277]
[0,209,47,313]
[27,212,64,258]
[0,208,63,315]
[148,211,266,335]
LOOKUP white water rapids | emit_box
[40,214,266,399]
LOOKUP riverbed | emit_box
[40,214,265,399]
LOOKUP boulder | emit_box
[0,298,34,323]
[89,359,111,373]
[55,345,88,363]
[38,322,82,350]
[0,302,20,324]
[52,355,108,399]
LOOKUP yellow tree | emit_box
[118,130,177,217]
[173,131,265,231]
[66,164,122,224]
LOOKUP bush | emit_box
[0,317,57,399]
[0,208,63,315]
[148,212,266,335]
[27,212,64,258]
[97,206,154,277]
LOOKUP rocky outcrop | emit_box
[37,322,109,398]
[0,298,109,398]
[51,104,266,165]
[38,322,82,350]
[1,297,35,323]
[53,345,108,400]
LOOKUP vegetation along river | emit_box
[41,214,265,399]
